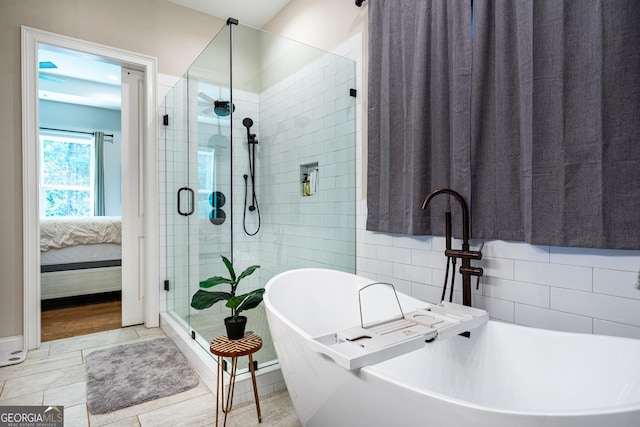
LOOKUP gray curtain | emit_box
[94,131,105,216]
[366,0,473,236]
[471,0,640,249]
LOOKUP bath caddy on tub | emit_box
[308,283,489,370]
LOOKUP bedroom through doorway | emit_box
[38,45,123,341]
[36,44,143,342]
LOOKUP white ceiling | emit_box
[38,44,122,110]
[38,1,292,111]
[166,0,291,28]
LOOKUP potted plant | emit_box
[190,255,264,340]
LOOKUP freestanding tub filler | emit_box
[264,268,640,427]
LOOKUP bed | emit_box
[40,216,122,300]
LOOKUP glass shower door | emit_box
[164,75,191,328]
[189,27,234,354]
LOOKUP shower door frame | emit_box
[163,21,236,355]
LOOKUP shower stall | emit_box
[160,20,356,388]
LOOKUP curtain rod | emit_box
[39,127,114,138]
[355,0,366,6]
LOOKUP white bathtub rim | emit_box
[264,268,640,418]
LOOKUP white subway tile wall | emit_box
[256,42,357,279]
[357,209,640,339]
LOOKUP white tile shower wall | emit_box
[257,42,358,280]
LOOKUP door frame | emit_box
[21,26,159,349]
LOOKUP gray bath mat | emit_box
[85,338,199,414]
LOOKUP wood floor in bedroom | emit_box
[41,300,122,341]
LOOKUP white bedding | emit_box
[40,216,121,251]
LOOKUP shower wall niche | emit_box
[162,21,356,373]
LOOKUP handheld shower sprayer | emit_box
[243,117,257,144]
[242,117,260,235]
[243,174,255,212]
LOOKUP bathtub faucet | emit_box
[421,188,483,307]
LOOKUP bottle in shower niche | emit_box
[302,174,311,196]
[308,168,318,196]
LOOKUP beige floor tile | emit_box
[0,390,43,406]
[1,364,86,400]
[138,393,215,427]
[64,403,90,427]
[25,343,52,362]
[132,326,165,338]
[48,327,140,356]
[225,390,301,427]
[44,381,87,407]
[0,351,83,381]
[102,417,142,427]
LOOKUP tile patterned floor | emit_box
[0,326,301,426]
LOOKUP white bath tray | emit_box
[308,301,488,370]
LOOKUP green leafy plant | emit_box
[190,255,264,321]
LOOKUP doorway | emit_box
[22,26,159,349]
[38,44,124,341]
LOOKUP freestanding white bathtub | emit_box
[264,268,640,427]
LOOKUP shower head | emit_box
[197,92,234,116]
[243,117,257,144]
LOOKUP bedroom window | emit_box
[197,149,215,218]
[40,134,95,217]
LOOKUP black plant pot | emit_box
[224,316,247,340]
